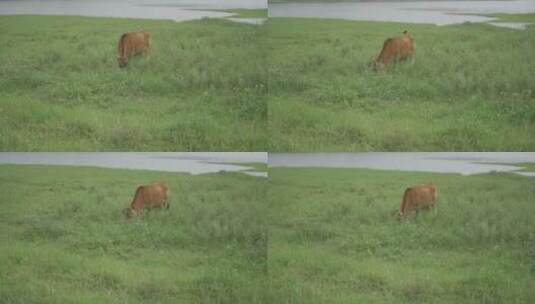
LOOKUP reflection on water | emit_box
[0,0,266,22]
[227,17,266,25]
[0,153,267,177]
[269,153,535,176]
[243,171,269,177]
[488,22,529,29]
[517,172,535,177]
[269,0,535,28]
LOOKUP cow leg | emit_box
[431,203,438,216]
[374,61,386,72]
[141,47,150,60]
[129,208,139,217]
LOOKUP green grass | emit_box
[236,162,269,171]
[483,13,535,23]
[0,15,267,151]
[268,166,535,303]
[215,9,267,18]
[0,165,267,303]
[267,16,535,151]
[511,162,535,172]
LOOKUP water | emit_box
[487,21,529,29]
[0,0,266,22]
[0,153,267,177]
[269,153,535,176]
[227,17,267,25]
[269,0,535,28]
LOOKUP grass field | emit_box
[0,165,267,303]
[0,15,266,151]
[268,166,535,303]
[217,9,267,18]
[267,14,535,151]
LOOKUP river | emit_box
[0,152,268,177]
[269,0,535,29]
[0,0,266,23]
[269,153,535,176]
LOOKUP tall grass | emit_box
[0,165,267,303]
[267,16,535,151]
[0,15,267,151]
[268,167,535,303]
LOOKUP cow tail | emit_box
[400,188,410,215]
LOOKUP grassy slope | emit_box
[519,163,535,171]
[0,165,267,303]
[268,16,535,151]
[0,15,267,151]
[509,162,535,172]
[484,13,535,23]
[269,167,535,303]
[216,9,268,18]
[236,162,269,171]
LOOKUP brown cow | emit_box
[127,182,169,217]
[374,30,415,70]
[399,183,437,216]
[117,30,150,68]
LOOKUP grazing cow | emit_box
[374,30,415,70]
[399,183,437,216]
[127,182,169,217]
[117,30,150,68]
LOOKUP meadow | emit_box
[267,14,535,151]
[217,9,267,18]
[0,165,267,303]
[268,166,535,303]
[0,14,266,151]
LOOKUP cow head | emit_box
[123,207,137,218]
[118,57,128,68]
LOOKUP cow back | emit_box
[400,183,437,215]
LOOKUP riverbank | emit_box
[269,166,535,303]
[216,9,267,18]
[0,15,266,151]
[268,14,535,151]
[0,165,267,303]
